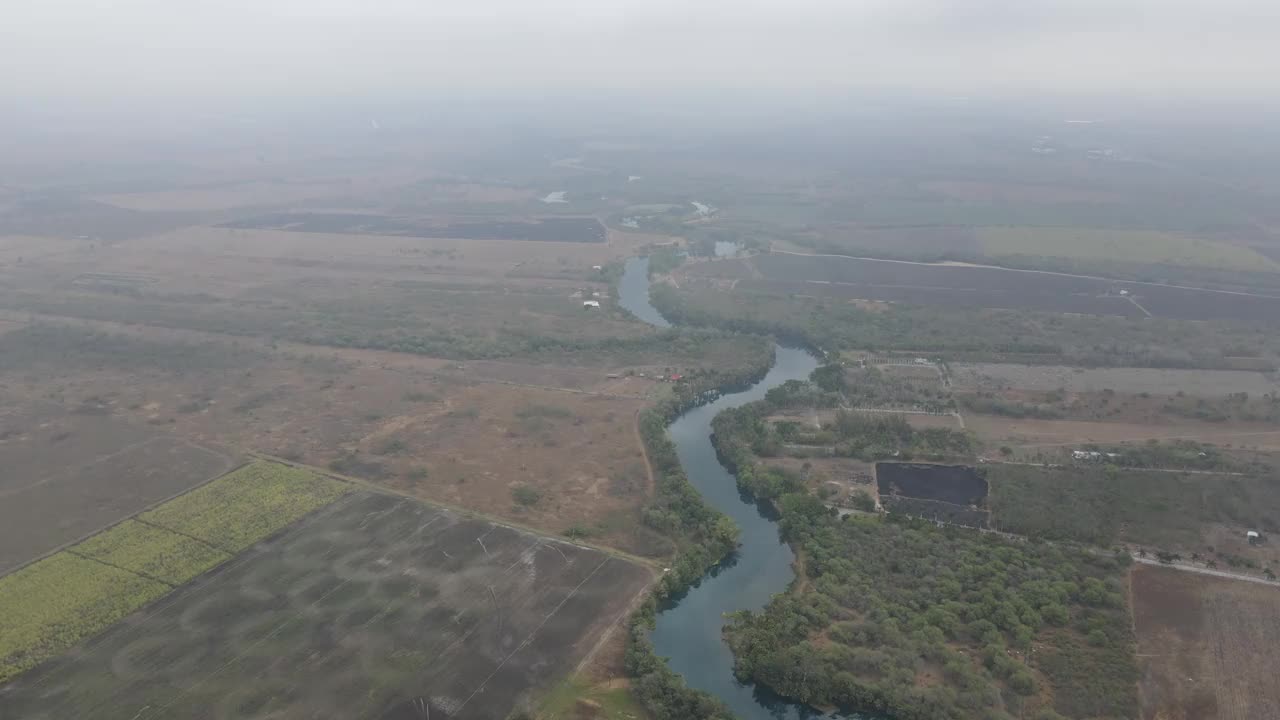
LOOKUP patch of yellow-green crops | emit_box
[140,461,349,553]
[0,461,349,683]
[74,519,232,585]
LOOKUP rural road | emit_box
[1131,555,1280,587]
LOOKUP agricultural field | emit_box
[1131,564,1280,720]
[953,363,1280,398]
[976,227,1280,272]
[741,252,1280,323]
[0,461,348,683]
[0,491,652,720]
[953,362,1280,435]
[964,413,1280,453]
[221,212,608,243]
[0,395,238,575]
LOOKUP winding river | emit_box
[619,257,854,719]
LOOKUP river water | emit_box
[618,257,855,719]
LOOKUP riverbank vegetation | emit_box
[651,284,1280,370]
[621,343,776,720]
[725,498,1138,720]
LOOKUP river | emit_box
[618,257,856,719]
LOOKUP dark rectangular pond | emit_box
[876,462,988,507]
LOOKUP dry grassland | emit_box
[1132,564,1280,720]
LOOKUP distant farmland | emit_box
[748,253,1280,323]
[0,491,651,720]
[220,212,608,243]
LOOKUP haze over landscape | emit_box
[3,2,1280,720]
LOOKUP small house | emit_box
[583,300,601,309]
[1248,530,1262,545]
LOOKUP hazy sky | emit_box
[4,0,1279,104]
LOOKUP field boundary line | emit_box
[573,566,657,675]
[132,516,238,556]
[0,436,166,500]
[454,556,613,715]
[0,450,245,582]
[634,407,656,497]
[63,548,176,589]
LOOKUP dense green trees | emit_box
[725,506,1137,720]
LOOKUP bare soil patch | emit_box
[1132,564,1280,720]
[954,362,1280,397]
[0,398,237,574]
[965,413,1280,452]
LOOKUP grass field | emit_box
[139,461,349,553]
[978,227,1280,272]
[74,520,232,585]
[0,554,170,684]
[538,676,649,719]
[0,461,348,683]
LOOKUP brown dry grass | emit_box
[0,330,668,560]
[965,413,1280,452]
[1132,564,1280,720]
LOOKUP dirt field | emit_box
[221,213,607,243]
[954,362,1280,397]
[0,398,238,575]
[748,252,1280,323]
[977,227,1280,272]
[1132,564,1280,720]
[965,413,1280,452]
[0,491,653,720]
